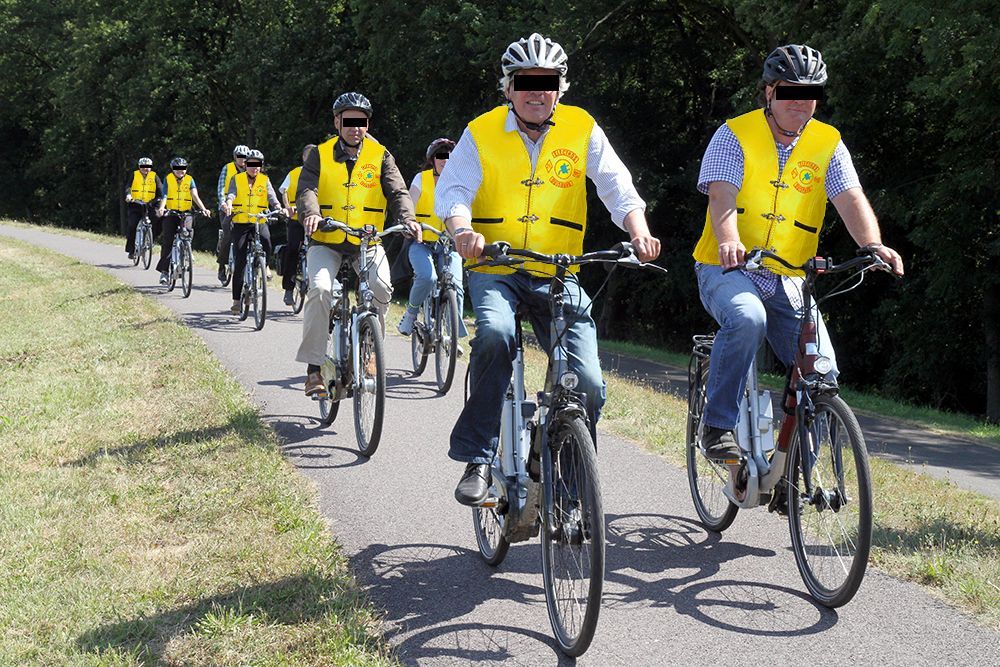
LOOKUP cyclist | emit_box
[221,149,285,314]
[295,92,421,397]
[693,44,904,462]
[279,143,317,306]
[154,157,212,284]
[397,137,469,346]
[437,33,661,505]
[124,157,163,259]
[217,144,250,283]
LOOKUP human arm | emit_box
[380,150,421,241]
[298,147,322,235]
[831,187,904,275]
[190,184,211,216]
[438,128,485,258]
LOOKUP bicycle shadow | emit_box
[393,622,570,666]
[263,413,369,469]
[385,369,440,400]
[602,512,836,635]
[180,310,253,333]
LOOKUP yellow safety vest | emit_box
[223,162,238,194]
[413,169,444,243]
[231,172,271,224]
[285,166,302,220]
[693,109,841,276]
[130,170,157,203]
[468,104,593,275]
[312,137,389,245]
[164,173,194,212]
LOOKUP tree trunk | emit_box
[985,282,1000,424]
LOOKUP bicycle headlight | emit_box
[559,372,579,390]
[814,355,834,375]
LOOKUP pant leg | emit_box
[406,242,436,308]
[151,210,163,244]
[155,214,180,273]
[448,271,519,464]
[259,223,272,256]
[231,224,251,301]
[696,263,768,431]
[217,214,233,267]
[763,278,840,381]
[356,244,393,335]
[524,274,606,444]
[125,205,141,253]
[282,220,305,290]
[296,245,345,366]
[444,249,469,337]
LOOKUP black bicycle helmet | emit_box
[170,156,188,169]
[763,44,827,85]
[332,92,373,118]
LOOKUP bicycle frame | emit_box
[417,232,458,347]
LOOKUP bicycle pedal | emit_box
[476,496,500,508]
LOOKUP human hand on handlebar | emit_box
[454,228,485,259]
[718,240,746,270]
[868,243,905,276]
[630,233,661,263]
[404,219,423,243]
[303,214,321,235]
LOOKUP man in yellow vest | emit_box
[154,156,212,284]
[216,144,250,283]
[221,149,286,314]
[437,33,661,505]
[124,156,163,259]
[692,44,904,461]
[279,144,317,305]
[295,92,421,397]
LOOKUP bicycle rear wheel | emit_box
[132,228,142,266]
[541,414,604,657]
[434,288,460,394]
[181,245,193,298]
[252,254,267,330]
[686,348,738,532]
[410,321,428,376]
[141,232,152,270]
[222,260,233,287]
[293,277,306,314]
[167,257,177,292]
[473,499,510,566]
[787,394,872,608]
[354,315,385,457]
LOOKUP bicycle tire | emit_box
[411,324,429,376]
[685,351,738,532]
[167,255,177,292]
[318,395,340,426]
[473,501,510,566]
[353,315,385,457]
[222,262,233,287]
[540,414,604,657]
[434,288,460,394]
[181,244,193,298]
[252,254,267,330]
[140,233,152,270]
[787,394,872,608]
[131,228,142,266]
[293,278,306,314]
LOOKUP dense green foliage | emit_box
[0,0,996,419]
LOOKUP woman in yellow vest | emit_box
[396,137,467,342]
[154,156,212,284]
[279,143,317,305]
[216,144,250,283]
[123,156,163,258]
[222,149,286,314]
[692,44,904,461]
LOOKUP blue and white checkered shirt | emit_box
[698,121,862,308]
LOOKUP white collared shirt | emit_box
[435,107,645,230]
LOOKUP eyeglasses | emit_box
[245,162,263,168]
[513,74,560,91]
[774,85,823,101]
[434,152,450,160]
[341,117,368,127]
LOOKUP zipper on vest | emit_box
[522,170,543,247]
[761,174,787,253]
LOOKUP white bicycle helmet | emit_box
[233,144,251,158]
[137,157,153,167]
[501,33,568,76]
[247,149,264,161]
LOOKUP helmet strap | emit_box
[764,100,806,138]
[508,102,556,132]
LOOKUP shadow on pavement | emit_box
[266,414,370,469]
[386,369,440,400]
[394,622,571,666]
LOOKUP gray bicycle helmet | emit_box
[501,33,568,76]
[137,157,153,167]
[233,144,251,158]
[763,44,827,85]
[332,92,373,118]
[169,156,188,168]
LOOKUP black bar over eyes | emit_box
[513,74,560,91]
[434,152,450,159]
[245,161,263,167]
[774,86,824,101]
[342,117,368,127]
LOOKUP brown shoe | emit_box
[304,371,327,398]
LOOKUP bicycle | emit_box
[130,201,155,270]
[240,211,283,331]
[217,227,235,287]
[409,224,462,394]
[163,209,208,298]
[314,219,407,457]
[466,241,667,657]
[291,237,309,314]
[686,246,892,607]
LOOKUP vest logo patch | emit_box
[254,185,265,196]
[358,163,379,189]
[545,148,582,189]
[791,160,820,194]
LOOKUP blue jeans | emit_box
[407,241,468,337]
[695,263,839,431]
[449,271,607,464]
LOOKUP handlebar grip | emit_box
[481,242,510,258]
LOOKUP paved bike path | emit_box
[3,224,996,666]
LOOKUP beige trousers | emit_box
[296,243,392,366]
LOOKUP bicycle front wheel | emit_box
[132,229,142,266]
[181,244,193,298]
[787,394,872,608]
[354,315,385,457]
[141,233,152,270]
[293,277,306,314]
[685,350,738,531]
[541,415,604,657]
[410,321,428,376]
[434,288,460,394]
[252,254,267,330]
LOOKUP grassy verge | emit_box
[0,237,394,665]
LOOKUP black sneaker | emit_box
[701,426,740,462]
[454,463,491,506]
[283,288,295,306]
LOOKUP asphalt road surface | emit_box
[4,224,996,666]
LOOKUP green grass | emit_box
[0,236,395,666]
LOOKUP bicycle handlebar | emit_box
[467,241,669,274]
[723,246,892,277]
[317,218,410,241]
[248,210,288,225]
